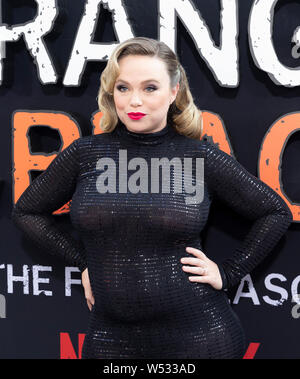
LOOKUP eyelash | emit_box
[116,85,157,93]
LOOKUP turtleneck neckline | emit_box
[114,121,177,146]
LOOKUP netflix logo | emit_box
[59,333,261,359]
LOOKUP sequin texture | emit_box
[11,121,292,359]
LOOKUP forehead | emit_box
[116,55,169,83]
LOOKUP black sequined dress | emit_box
[11,121,292,359]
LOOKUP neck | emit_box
[114,121,177,146]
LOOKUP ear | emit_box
[170,82,180,104]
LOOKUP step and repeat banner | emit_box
[0,0,299,359]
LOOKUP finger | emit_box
[182,266,207,275]
[186,247,207,259]
[188,275,210,283]
[87,299,92,311]
[180,257,205,266]
[86,296,95,306]
[84,289,94,300]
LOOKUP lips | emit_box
[128,112,146,120]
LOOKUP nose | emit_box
[130,91,142,107]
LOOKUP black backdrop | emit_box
[0,0,299,359]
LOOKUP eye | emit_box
[116,85,127,92]
[145,86,157,92]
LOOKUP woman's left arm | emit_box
[202,140,293,291]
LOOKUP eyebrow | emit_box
[115,79,160,84]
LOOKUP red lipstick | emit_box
[128,112,146,120]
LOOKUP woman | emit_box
[11,37,292,359]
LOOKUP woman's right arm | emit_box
[11,138,87,273]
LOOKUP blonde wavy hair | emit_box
[97,37,203,139]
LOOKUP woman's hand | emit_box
[81,268,95,311]
[180,247,223,290]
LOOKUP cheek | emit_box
[148,93,170,109]
[113,94,126,110]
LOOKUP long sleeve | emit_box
[203,141,293,291]
[11,138,88,273]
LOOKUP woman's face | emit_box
[113,55,179,133]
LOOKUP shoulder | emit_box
[173,132,221,157]
[74,132,115,149]
[193,136,234,161]
[175,134,238,169]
